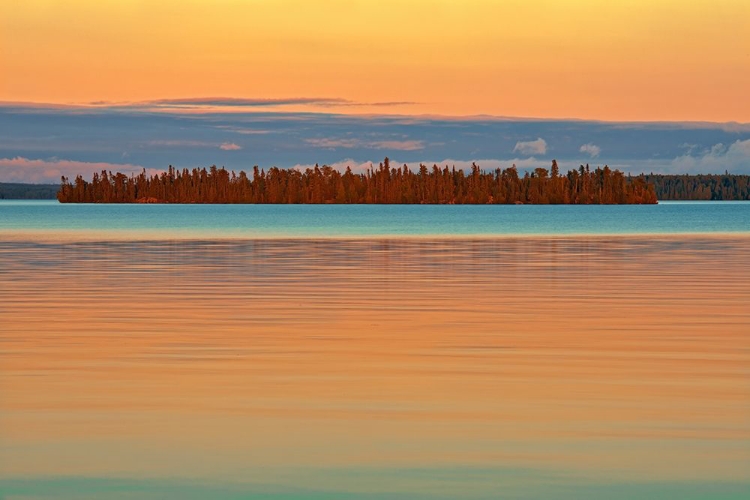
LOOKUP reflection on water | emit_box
[1,237,749,499]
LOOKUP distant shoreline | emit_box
[0,182,59,200]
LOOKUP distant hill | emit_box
[0,183,60,200]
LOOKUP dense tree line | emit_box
[57,159,655,204]
[642,174,750,200]
[0,183,59,199]
[58,159,658,204]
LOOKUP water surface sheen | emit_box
[1,200,749,238]
[1,204,749,499]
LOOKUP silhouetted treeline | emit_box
[640,174,750,200]
[58,159,658,204]
[1,183,60,199]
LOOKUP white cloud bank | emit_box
[512,138,547,156]
[305,138,424,151]
[635,139,750,174]
[290,143,750,176]
[5,139,748,184]
[219,142,242,151]
[292,157,556,175]
[0,157,154,183]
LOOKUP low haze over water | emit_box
[1,202,749,498]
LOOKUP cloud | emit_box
[121,97,351,109]
[679,143,698,154]
[658,139,750,174]
[148,140,214,147]
[148,139,243,150]
[305,138,361,149]
[305,138,424,151]
[398,157,554,172]
[609,139,750,174]
[2,102,748,176]
[292,158,375,174]
[579,143,601,157]
[141,97,415,109]
[0,157,149,183]
[74,97,418,114]
[368,101,418,107]
[370,140,424,151]
[216,126,271,135]
[513,138,547,156]
[291,157,556,175]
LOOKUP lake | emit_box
[1,201,749,499]
[1,200,749,239]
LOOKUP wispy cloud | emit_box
[79,97,418,113]
[148,139,242,150]
[292,158,375,174]
[370,140,424,151]
[145,97,350,108]
[2,102,748,177]
[579,143,601,157]
[305,138,424,151]
[644,139,750,174]
[513,138,547,156]
[0,157,148,183]
[679,143,699,154]
[368,101,418,107]
[147,140,214,147]
[292,157,556,174]
[216,126,272,135]
[305,138,362,149]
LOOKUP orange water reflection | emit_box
[1,237,749,496]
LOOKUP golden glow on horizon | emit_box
[1,0,748,121]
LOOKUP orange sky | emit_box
[1,0,749,121]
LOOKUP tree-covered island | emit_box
[58,159,657,204]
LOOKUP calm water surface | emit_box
[1,202,749,498]
[0,200,749,238]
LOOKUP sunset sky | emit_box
[1,1,749,182]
